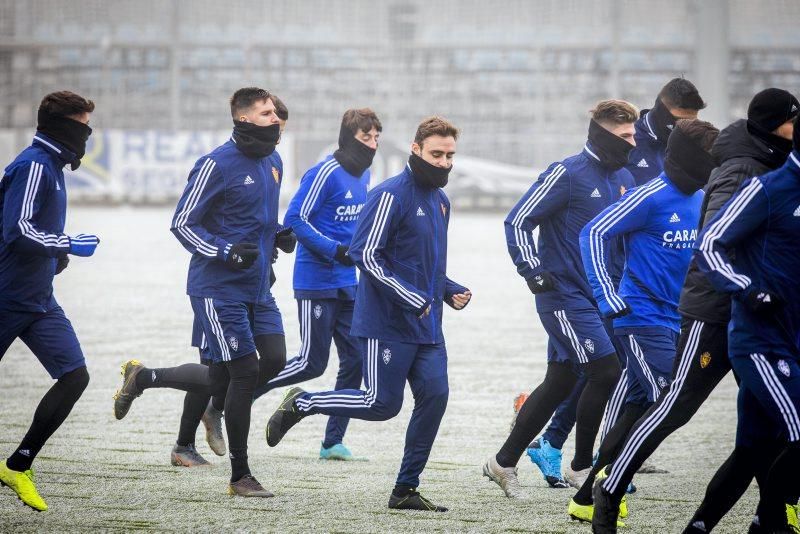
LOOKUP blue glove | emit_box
[69,234,100,257]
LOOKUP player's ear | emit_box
[411,142,421,157]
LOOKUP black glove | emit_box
[55,255,69,275]
[226,243,259,270]
[607,303,632,319]
[334,244,355,266]
[743,287,784,317]
[526,271,555,294]
[275,227,296,253]
[271,247,279,264]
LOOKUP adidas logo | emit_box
[416,207,425,216]
[243,175,254,185]
[793,104,798,113]
[794,204,800,217]
[669,213,681,223]
[18,449,30,457]
[345,190,353,199]
[637,158,649,168]
[590,188,601,198]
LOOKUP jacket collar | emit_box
[32,133,77,166]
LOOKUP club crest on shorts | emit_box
[700,352,711,368]
[314,304,323,319]
[382,348,392,364]
[229,336,239,352]
[583,338,595,354]
[778,359,791,377]
[657,375,668,389]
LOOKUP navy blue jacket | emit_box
[505,145,635,313]
[349,165,467,344]
[625,110,667,186]
[0,135,76,312]
[581,173,703,333]
[696,152,800,359]
[284,155,369,299]
[171,139,283,304]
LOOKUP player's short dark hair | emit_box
[39,91,95,118]
[341,108,382,135]
[230,87,271,119]
[271,94,288,121]
[414,116,459,146]
[591,100,639,126]
[674,119,719,151]
[659,78,706,110]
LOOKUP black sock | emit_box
[393,484,415,497]
[688,446,758,532]
[758,443,800,531]
[211,394,225,412]
[224,353,259,482]
[136,363,224,396]
[7,366,89,472]
[255,334,287,386]
[177,392,210,447]
[573,354,621,470]
[495,361,577,468]
[573,402,646,505]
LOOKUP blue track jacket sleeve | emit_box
[694,177,765,294]
[350,189,431,314]
[171,157,230,260]
[580,182,660,316]
[504,163,569,280]
[283,163,339,260]
[2,161,70,257]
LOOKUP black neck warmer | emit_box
[232,121,280,159]
[36,110,92,170]
[333,124,377,176]
[663,127,716,195]
[587,119,635,170]
[408,153,451,189]
[747,120,793,168]
[647,97,676,144]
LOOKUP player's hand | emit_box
[226,242,259,270]
[526,271,555,294]
[334,244,355,266]
[743,287,784,317]
[449,291,472,310]
[418,304,431,319]
[275,227,296,253]
[68,233,99,257]
[55,255,69,275]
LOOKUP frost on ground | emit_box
[1,208,756,532]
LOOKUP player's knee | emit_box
[59,365,90,397]
[585,354,621,386]
[370,396,403,420]
[227,353,260,389]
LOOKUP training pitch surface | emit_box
[1,207,755,532]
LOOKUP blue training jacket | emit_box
[284,155,369,299]
[349,164,468,344]
[695,151,800,360]
[581,172,703,333]
[505,145,636,313]
[171,139,283,304]
[0,134,76,312]
[625,110,667,186]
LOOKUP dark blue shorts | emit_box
[190,317,212,364]
[540,308,616,365]
[0,306,85,379]
[616,326,678,405]
[190,295,283,363]
[731,353,800,447]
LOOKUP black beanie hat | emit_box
[748,88,800,133]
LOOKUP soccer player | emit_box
[172,93,293,467]
[112,87,288,497]
[590,89,800,533]
[483,100,637,498]
[264,116,471,512]
[570,119,719,526]
[0,91,99,511]
[626,78,705,185]
[688,117,800,534]
[251,108,381,461]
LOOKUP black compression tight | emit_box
[177,361,212,448]
[223,353,260,482]
[573,355,621,470]
[7,366,90,472]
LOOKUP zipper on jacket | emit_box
[429,192,439,344]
